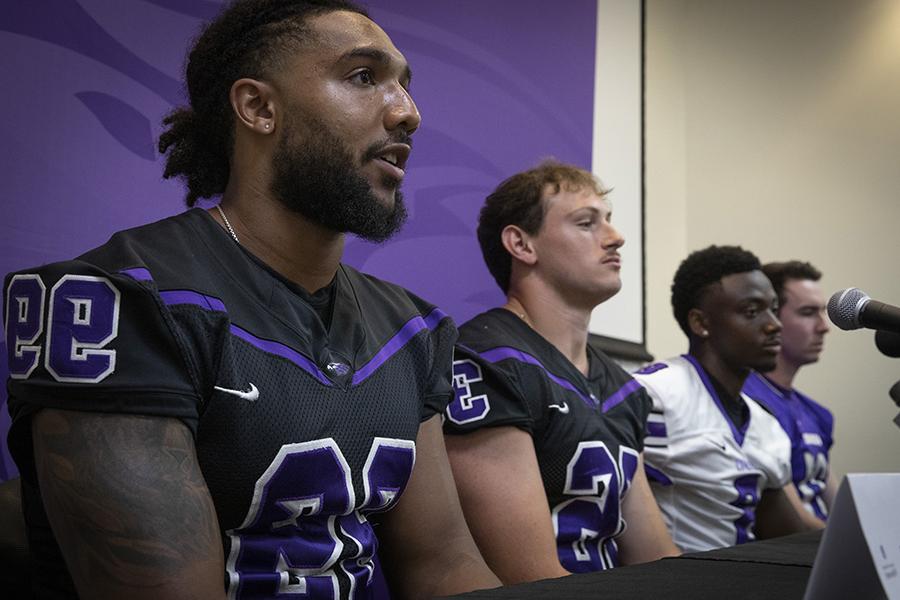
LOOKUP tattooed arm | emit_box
[33,408,226,599]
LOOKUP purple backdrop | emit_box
[0,0,596,480]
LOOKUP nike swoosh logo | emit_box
[708,438,727,451]
[548,402,570,414]
[214,382,259,402]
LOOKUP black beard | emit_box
[270,120,408,243]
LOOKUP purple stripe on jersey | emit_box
[352,308,449,386]
[644,464,673,486]
[601,379,641,413]
[230,324,332,387]
[160,289,227,313]
[120,267,153,281]
[635,362,668,375]
[469,346,596,408]
[682,354,749,446]
[646,420,667,438]
[423,307,449,330]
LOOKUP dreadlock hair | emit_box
[159,0,368,206]
[671,245,762,337]
[762,260,822,314]
[477,160,610,294]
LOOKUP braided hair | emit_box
[159,0,367,205]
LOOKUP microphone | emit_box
[875,329,900,358]
[827,288,900,333]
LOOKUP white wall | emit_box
[645,0,900,479]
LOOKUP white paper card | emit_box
[804,473,900,600]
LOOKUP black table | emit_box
[446,531,822,599]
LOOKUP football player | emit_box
[3,1,499,598]
[742,261,836,522]
[634,245,822,553]
[443,161,679,584]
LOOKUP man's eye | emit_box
[352,69,376,85]
[744,307,759,318]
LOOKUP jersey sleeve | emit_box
[5,260,202,444]
[632,367,677,487]
[418,311,460,422]
[443,345,536,435]
[753,408,793,490]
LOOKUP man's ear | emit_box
[230,78,276,135]
[500,225,537,267]
[688,308,710,339]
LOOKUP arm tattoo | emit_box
[33,409,223,589]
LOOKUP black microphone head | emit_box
[875,329,900,358]
[827,287,870,330]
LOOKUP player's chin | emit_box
[370,183,398,209]
[751,354,779,373]
[591,279,622,305]
[801,351,822,365]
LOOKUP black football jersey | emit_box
[443,309,650,572]
[4,209,457,599]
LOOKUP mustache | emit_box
[362,131,413,162]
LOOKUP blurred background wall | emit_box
[645,0,900,479]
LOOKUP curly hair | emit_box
[158,0,367,206]
[477,160,609,294]
[762,260,822,312]
[671,245,761,336]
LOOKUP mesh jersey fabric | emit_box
[443,308,651,572]
[4,208,457,599]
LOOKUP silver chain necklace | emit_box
[215,204,239,244]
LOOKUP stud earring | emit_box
[264,123,271,130]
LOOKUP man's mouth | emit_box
[375,144,410,169]
[762,338,782,353]
[602,253,622,266]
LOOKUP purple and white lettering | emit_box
[344,439,415,598]
[619,447,639,498]
[45,275,120,383]
[5,274,46,379]
[227,438,416,600]
[361,438,416,513]
[447,359,490,425]
[730,473,761,544]
[799,449,829,519]
[552,442,626,572]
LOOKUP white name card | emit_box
[804,473,900,600]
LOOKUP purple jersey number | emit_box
[45,275,120,382]
[552,442,627,572]
[799,449,829,520]
[6,274,120,383]
[5,274,47,378]
[731,473,761,544]
[227,438,415,600]
[447,358,490,425]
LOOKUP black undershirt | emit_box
[708,373,750,431]
[237,245,337,330]
[291,280,336,330]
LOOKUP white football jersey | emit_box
[633,355,791,552]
